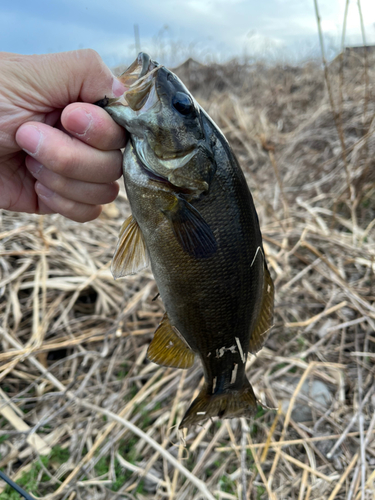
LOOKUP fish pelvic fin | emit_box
[248,263,274,354]
[179,377,259,429]
[111,215,150,279]
[147,313,195,369]
[162,196,217,259]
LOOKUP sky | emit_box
[2,0,375,68]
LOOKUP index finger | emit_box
[61,102,127,151]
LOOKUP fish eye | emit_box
[172,92,194,116]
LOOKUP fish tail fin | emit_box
[179,377,259,429]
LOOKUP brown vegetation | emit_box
[0,52,375,499]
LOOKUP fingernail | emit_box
[36,182,53,199]
[112,77,126,97]
[17,126,42,155]
[27,157,43,176]
[65,108,92,135]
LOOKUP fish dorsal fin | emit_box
[147,312,195,369]
[162,197,217,259]
[248,264,274,354]
[111,215,150,279]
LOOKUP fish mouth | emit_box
[118,54,198,161]
[116,53,161,112]
[106,53,211,195]
[118,52,153,87]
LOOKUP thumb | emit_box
[8,49,126,109]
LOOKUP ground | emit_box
[0,51,374,499]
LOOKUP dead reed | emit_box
[0,50,374,499]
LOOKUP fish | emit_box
[96,53,274,429]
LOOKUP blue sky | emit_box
[2,0,375,68]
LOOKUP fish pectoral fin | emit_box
[248,264,274,354]
[179,377,259,429]
[162,197,217,259]
[111,215,150,279]
[147,313,195,369]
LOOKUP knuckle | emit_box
[59,197,76,214]
[108,181,120,200]
[56,195,101,222]
[83,48,105,72]
[52,147,77,177]
[84,48,101,62]
[100,187,117,205]
[73,205,101,223]
[106,152,123,180]
[50,175,69,195]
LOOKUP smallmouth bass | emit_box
[97,53,274,428]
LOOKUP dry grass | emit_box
[1,50,375,499]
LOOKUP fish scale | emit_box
[97,52,274,428]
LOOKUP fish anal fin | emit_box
[248,264,274,354]
[147,313,195,369]
[111,215,150,279]
[179,377,258,429]
[162,197,217,259]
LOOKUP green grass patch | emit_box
[257,485,266,498]
[49,445,70,464]
[94,454,134,492]
[117,362,129,380]
[0,456,49,499]
[270,362,287,373]
[91,437,142,492]
[219,474,236,494]
[255,405,266,419]
[0,435,9,445]
[297,337,306,348]
[0,445,70,499]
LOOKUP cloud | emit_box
[2,0,375,68]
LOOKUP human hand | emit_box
[0,49,127,222]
